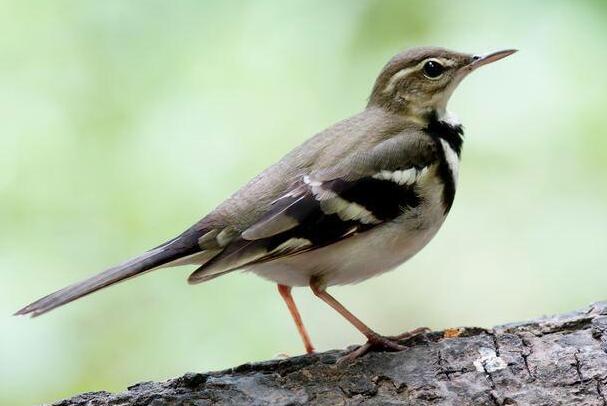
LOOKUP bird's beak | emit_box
[467,49,517,70]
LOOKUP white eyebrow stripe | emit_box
[383,66,416,94]
[383,57,455,94]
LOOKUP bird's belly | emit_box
[249,171,449,287]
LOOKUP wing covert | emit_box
[188,133,439,283]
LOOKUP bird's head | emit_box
[368,47,516,121]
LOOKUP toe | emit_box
[337,343,372,364]
[337,335,408,363]
[369,335,406,351]
[389,327,431,341]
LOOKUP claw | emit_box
[387,326,431,341]
[337,327,430,364]
[337,335,406,364]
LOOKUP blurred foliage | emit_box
[1,1,607,404]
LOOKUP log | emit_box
[54,302,607,405]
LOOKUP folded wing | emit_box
[188,133,438,283]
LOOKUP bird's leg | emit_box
[309,277,426,362]
[277,284,315,354]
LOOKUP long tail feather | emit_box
[15,240,199,317]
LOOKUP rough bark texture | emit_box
[55,302,607,405]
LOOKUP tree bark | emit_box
[54,302,607,405]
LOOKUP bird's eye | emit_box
[422,60,445,79]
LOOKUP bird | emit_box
[16,46,516,361]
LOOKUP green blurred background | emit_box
[2,0,607,404]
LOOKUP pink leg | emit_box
[309,277,427,362]
[277,284,315,354]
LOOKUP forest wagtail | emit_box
[16,47,516,361]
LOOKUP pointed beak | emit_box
[467,49,517,70]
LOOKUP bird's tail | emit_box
[14,236,200,317]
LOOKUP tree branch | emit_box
[54,302,607,405]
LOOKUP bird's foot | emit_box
[387,326,431,341]
[337,327,430,364]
